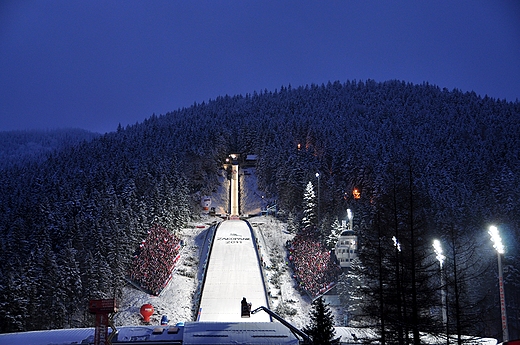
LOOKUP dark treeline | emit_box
[0,80,518,338]
[0,129,100,169]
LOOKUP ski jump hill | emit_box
[196,219,271,322]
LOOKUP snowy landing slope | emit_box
[197,219,270,322]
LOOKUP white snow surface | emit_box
[0,328,95,345]
[197,219,270,322]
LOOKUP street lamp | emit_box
[315,172,320,226]
[347,209,353,230]
[433,240,447,326]
[489,225,508,342]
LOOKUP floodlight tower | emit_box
[489,225,508,342]
[347,209,353,230]
[433,240,447,326]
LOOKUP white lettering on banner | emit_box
[216,237,250,241]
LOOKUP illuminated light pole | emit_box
[347,209,353,230]
[315,172,320,226]
[489,225,508,342]
[433,240,447,326]
[392,236,401,252]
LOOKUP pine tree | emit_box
[302,181,317,229]
[286,210,299,234]
[304,297,336,345]
[57,241,83,328]
[326,218,343,249]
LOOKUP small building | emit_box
[335,230,358,268]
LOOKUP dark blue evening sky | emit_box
[1,1,519,133]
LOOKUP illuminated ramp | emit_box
[197,219,270,322]
[230,162,239,216]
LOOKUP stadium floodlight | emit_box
[489,225,505,254]
[392,236,401,252]
[489,225,508,342]
[432,239,445,269]
[347,209,353,230]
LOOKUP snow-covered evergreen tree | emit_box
[326,218,343,249]
[286,211,299,234]
[302,181,317,229]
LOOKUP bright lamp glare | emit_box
[489,225,505,254]
[347,209,352,220]
[433,239,445,268]
[392,236,401,252]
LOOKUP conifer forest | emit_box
[0,80,519,340]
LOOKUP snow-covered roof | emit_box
[0,327,95,345]
[340,230,356,237]
[0,323,298,345]
[183,322,298,345]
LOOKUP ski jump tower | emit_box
[230,161,239,216]
[225,154,240,217]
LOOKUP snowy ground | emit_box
[114,220,207,326]
[249,216,314,328]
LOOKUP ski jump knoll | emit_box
[197,219,270,322]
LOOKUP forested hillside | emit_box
[0,80,518,338]
[0,129,100,169]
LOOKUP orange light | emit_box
[353,189,360,199]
